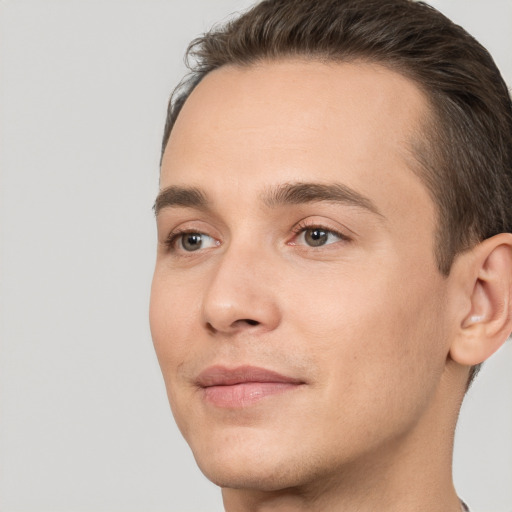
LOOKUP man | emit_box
[149,0,512,510]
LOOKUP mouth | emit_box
[196,365,305,408]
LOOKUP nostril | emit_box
[205,318,260,333]
[206,322,217,334]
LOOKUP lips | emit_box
[196,365,304,408]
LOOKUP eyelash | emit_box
[290,220,350,244]
[164,221,349,252]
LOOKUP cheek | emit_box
[149,271,204,437]
[149,269,199,375]
[285,263,448,405]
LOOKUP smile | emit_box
[196,365,305,408]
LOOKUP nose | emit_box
[201,244,281,336]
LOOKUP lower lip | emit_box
[202,382,300,408]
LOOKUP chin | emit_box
[202,467,289,492]
[189,431,329,492]
[191,437,281,489]
[197,457,308,492]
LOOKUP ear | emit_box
[449,233,512,366]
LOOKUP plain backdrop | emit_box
[0,1,511,511]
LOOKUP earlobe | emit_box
[450,233,512,366]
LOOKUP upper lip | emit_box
[196,365,304,387]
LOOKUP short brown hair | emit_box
[161,0,512,379]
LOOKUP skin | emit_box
[150,60,512,511]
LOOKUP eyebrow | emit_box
[153,186,209,215]
[153,181,383,218]
[261,182,383,217]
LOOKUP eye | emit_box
[168,231,218,252]
[294,226,346,247]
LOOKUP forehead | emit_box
[161,59,433,224]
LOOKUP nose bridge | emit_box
[201,236,280,334]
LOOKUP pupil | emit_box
[183,233,202,251]
[306,228,328,247]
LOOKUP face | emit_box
[150,60,454,491]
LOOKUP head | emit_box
[150,0,512,503]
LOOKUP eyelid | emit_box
[159,217,351,253]
[163,226,220,252]
[288,218,351,246]
[158,218,221,257]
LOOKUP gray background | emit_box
[0,1,510,511]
